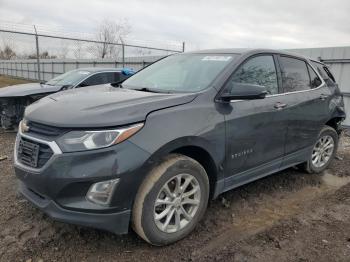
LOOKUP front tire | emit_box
[301,126,338,173]
[132,154,209,246]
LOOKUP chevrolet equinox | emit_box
[14,49,346,246]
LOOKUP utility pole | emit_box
[33,25,41,81]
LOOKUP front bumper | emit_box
[14,130,151,234]
[19,181,131,234]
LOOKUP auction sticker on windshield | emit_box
[201,56,232,61]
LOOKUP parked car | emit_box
[14,49,345,246]
[0,67,134,129]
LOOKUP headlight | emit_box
[57,123,144,152]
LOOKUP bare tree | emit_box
[93,19,131,59]
[0,38,17,59]
[27,51,56,59]
[0,45,16,59]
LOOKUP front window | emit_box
[228,55,278,95]
[79,73,108,87]
[123,54,237,92]
[46,70,91,86]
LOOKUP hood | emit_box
[0,83,61,97]
[24,85,197,128]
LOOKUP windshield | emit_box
[123,54,237,92]
[46,70,92,86]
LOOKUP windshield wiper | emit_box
[132,87,171,93]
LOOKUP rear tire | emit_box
[132,154,209,246]
[300,126,338,173]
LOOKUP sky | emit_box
[1,0,350,51]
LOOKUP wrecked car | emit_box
[0,67,134,129]
[14,49,345,246]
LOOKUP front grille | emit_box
[27,121,67,137]
[17,137,54,168]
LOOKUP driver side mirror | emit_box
[221,82,268,101]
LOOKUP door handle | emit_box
[274,102,288,110]
[320,94,329,100]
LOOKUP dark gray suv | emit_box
[14,49,345,246]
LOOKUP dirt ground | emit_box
[1,131,350,262]
[1,75,350,261]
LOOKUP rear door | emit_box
[277,55,330,166]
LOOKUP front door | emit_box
[221,54,289,190]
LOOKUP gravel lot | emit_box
[1,76,350,261]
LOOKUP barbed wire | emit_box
[0,21,185,81]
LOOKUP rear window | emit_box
[307,65,322,88]
[279,56,311,93]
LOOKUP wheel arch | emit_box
[325,117,344,134]
[171,145,218,199]
[145,136,223,199]
[325,97,346,134]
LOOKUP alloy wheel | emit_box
[312,135,335,168]
[153,173,201,233]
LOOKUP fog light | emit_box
[86,178,120,205]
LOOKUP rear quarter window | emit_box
[311,61,336,86]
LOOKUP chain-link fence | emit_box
[0,23,184,81]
